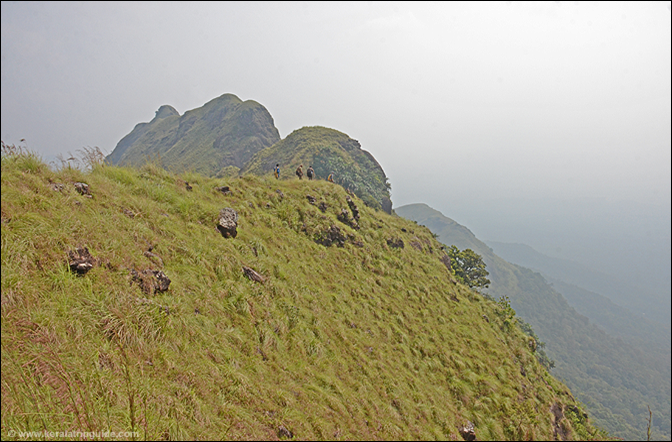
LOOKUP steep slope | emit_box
[242,126,392,213]
[106,93,281,177]
[1,151,605,441]
[396,203,670,441]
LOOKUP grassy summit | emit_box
[1,149,607,440]
[243,126,392,213]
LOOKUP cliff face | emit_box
[106,94,280,176]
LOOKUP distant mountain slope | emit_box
[485,241,671,351]
[242,126,392,213]
[545,277,671,353]
[396,203,671,441]
[106,93,280,176]
[486,240,670,324]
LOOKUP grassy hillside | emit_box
[106,94,281,177]
[396,203,670,441]
[242,126,392,214]
[1,149,606,440]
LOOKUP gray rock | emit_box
[217,208,238,238]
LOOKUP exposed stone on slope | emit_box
[243,266,265,283]
[68,247,95,275]
[346,195,360,220]
[458,421,476,441]
[315,225,347,247]
[337,207,359,230]
[74,182,91,196]
[131,269,171,294]
[216,186,232,195]
[440,254,452,271]
[217,208,238,238]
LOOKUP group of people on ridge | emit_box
[273,163,332,182]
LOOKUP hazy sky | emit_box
[2,2,670,214]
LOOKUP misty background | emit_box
[2,2,670,320]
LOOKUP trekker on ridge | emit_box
[296,164,304,180]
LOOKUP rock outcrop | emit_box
[68,247,95,275]
[131,269,171,294]
[217,208,239,238]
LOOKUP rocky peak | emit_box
[153,105,179,121]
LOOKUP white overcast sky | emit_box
[2,1,671,211]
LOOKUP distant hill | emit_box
[1,150,606,440]
[485,240,671,324]
[485,241,671,351]
[106,93,281,177]
[242,126,392,213]
[107,97,392,214]
[396,203,671,441]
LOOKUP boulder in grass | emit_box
[440,254,451,271]
[74,182,91,196]
[131,269,171,294]
[346,195,360,221]
[386,238,404,249]
[243,266,265,283]
[217,208,238,238]
[216,186,232,195]
[458,421,476,441]
[68,247,95,275]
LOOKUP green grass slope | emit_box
[106,94,280,177]
[1,151,606,440]
[396,203,670,441]
[242,126,392,214]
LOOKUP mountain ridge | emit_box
[106,93,281,176]
[107,95,393,213]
